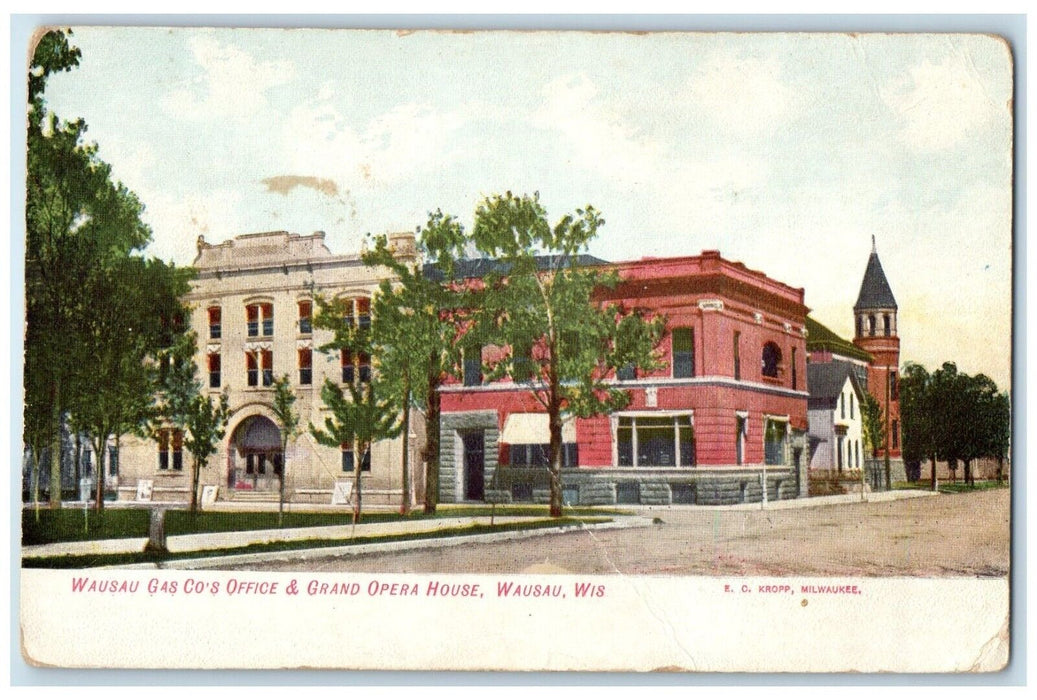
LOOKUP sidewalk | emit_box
[635,488,939,513]
[21,513,635,560]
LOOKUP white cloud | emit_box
[140,189,247,264]
[279,96,470,191]
[684,54,798,136]
[161,33,294,121]
[882,57,999,151]
[532,74,664,186]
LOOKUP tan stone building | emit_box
[117,230,424,506]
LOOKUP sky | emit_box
[37,27,1014,389]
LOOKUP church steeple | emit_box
[853,239,898,339]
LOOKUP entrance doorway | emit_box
[228,415,283,491]
[461,430,485,501]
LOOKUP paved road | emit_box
[234,488,1010,577]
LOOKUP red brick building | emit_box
[437,250,810,506]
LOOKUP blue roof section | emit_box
[423,253,610,281]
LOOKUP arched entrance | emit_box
[227,415,282,491]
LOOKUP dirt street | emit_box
[237,489,1010,577]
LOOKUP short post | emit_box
[144,507,168,553]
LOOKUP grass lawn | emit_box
[21,505,620,546]
[892,480,1009,494]
[22,518,606,569]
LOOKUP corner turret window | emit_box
[883,314,891,337]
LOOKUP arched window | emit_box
[761,342,782,378]
[868,315,876,336]
[883,314,891,337]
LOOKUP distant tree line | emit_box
[899,361,1010,488]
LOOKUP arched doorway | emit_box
[227,415,282,491]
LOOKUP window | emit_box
[342,445,372,472]
[762,342,782,379]
[735,415,747,465]
[246,303,274,337]
[791,348,798,390]
[616,415,694,467]
[850,393,855,419]
[261,350,274,387]
[616,483,640,504]
[108,446,118,477]
[889,371,899,401]
[208,306,221,339]
[298,348,312,385]
[512,342,534,382]
[247,304,260,337]
[262,303,274,336]
[157,429,183,471]
[463,344,483,386]
[342,297,371,329]
[616,364,636,381]
[357,298,371,330]
[855,440,860,468]
[764,418,787,466]
[856,316,863,338]
[733,332,741,380]
[341,349,371,384]
[246,352,258,387]
[672,328,695,378]
[208,352,221,389]
[892,419,900,450]
[510,443,578,468]
[883,314,891,337]
[868,315,876,335]
[298,300,312,334]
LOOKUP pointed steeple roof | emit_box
[853,236,897,311]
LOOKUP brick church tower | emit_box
[852,237,904,478]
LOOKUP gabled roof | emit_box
[805,316,873,363]
[424,253,609,281]
[807,360,865,402]
[853,244,897,311]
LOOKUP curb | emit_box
[103,516,656,570]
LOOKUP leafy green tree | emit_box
[361,213,474,514]
[26,29,184,509]
[183,391,231,512]
[272,375,301,526]
[899,362,936,489]
[861,393,885,462]
[310,296,403,524]
[470,192,665,517]
[69,256,193,511]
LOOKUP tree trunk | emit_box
[996,455,1004,485]
[400,385,411,516]
[930,452,938,491]
[423,365,440,515]
[353,438,362,525]
[278,442,286,528]
[30,449,41,521]
[963,459,972,488]
[548,411,563,518]
[49,382,62,508]
[189,455,200,512]
[73,432,82,488]
[93,435,107,513]
[547,363,563,518]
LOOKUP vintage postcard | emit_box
[18,25,1014,673]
